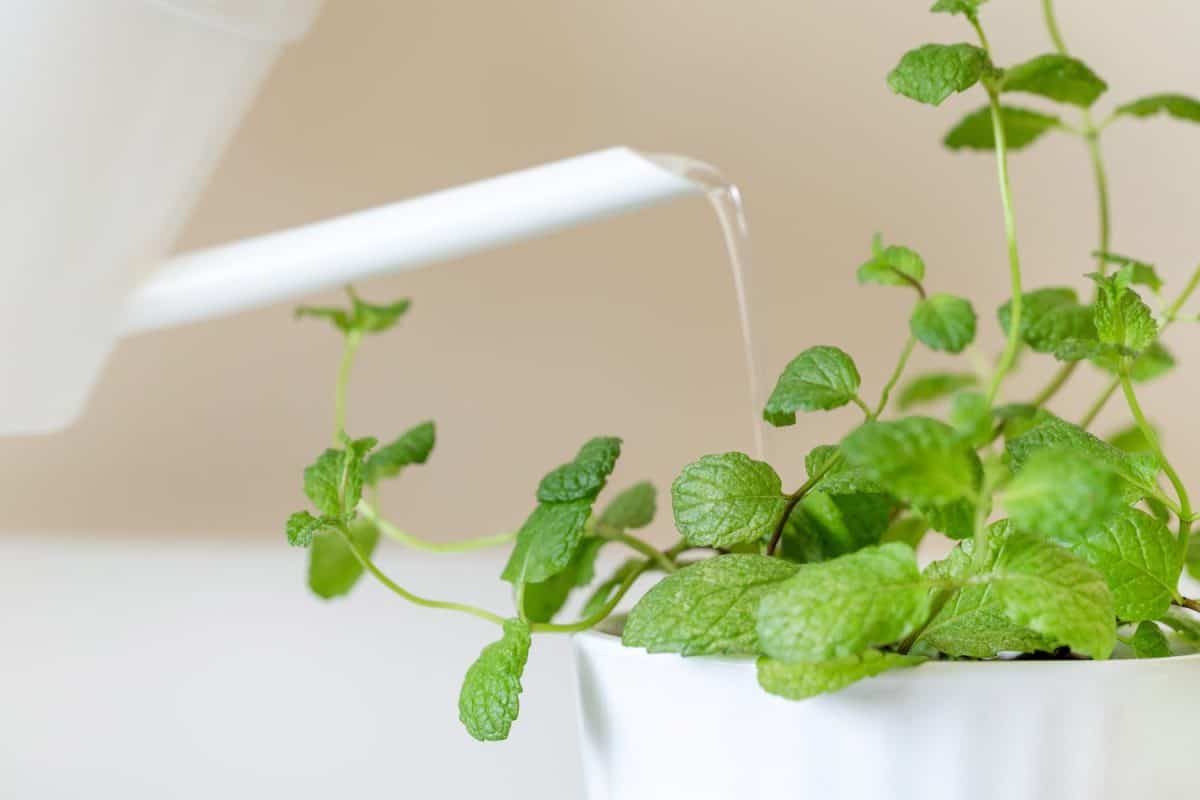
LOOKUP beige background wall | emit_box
[3,0,1198,542]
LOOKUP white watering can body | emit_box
[1,1,700,435]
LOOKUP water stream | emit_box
[644,153,768,460]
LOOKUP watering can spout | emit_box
[121,148,700,336]
[3,146,700,436]
[0,1,705,436]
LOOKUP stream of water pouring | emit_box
[645,154,768,460]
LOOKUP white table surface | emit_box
[0,532,592,798]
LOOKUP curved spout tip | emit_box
[122,146,704,336]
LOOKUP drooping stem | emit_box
[1119,372,1192,545]
[592,522,678,573]
[358,501,517,553]
[339,527,508,626]
[530,559,654,634]
[874,336,917,418]
[334,330,361,443]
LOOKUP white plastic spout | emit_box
[121,147,699,335]
[1,146,701,436]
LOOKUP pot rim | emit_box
[573,627,1200,671]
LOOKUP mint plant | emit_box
[284,0,1200,741]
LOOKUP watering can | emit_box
[2,0,706,436]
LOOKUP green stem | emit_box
[982,83,1025,407]
[1085,128,1112,275]
[593,523,678,573]
[851,395,873,419]
[1040,0,1069,55]
[970,470,996,571]
[338,528,507,626]
[529,560,653,634]
[358,501,517,553]
[1031,361,1077,408]
[874,336,916,418]
[1165,264,1200,323]
[1079,377,1119,430]
[966,18,1024,406]
[1119,372,1192,546]
[334,331,361,443]
[766,453,842,556]
[1041,0,1113,279]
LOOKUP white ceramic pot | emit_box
[572,629,1200,799]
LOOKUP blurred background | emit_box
[2,1,1198,797]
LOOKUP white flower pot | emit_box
[572,629,1199,799]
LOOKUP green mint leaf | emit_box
[1130,621,1171,659]
[1004,448,1127,537]
[580,558,643,618]
[1007,414,1158,503]
[1094,340,1175,383]
[915,540,1054,658]
[980,526,1116,660]
[997,287,1097,358]
[345,291,411,334]
[1090,273,1158,353]
[802,445,887,497]
[779,490,895,563]
[303,437,377,519]
[929,0,986,16]
[841,417,978,507]
[671,453,788,548]
[1001,54,1107,108]
[458,619,531,742]
[501,500,592,584]
[910,294,977,354]
[1040,508,1181,622]
[897,372,978,410]
[804,445,841,478]
[1093,252,1164,293]
[296,289,411,335]
[519,537,605,623]
[881,515,930,549]
[917,496,977,541]
[598,481,657,531]
[623,555,799,656]
[536,436,622,503]
[286,510,333,548]
[856,238,926,290]
[993,404,1051,440]
[887,43,990,106]
[1107,424,1156,454]
[764,346,862,426]
[1116,93,1200,124]
[757,650,923,700]
[949,391,992,446]
[757,543,930,661]
[308,518,379,599]
[944,105,1061,151]
[364,420,435,485]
